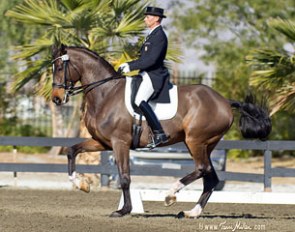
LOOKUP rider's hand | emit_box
[118,63,130,74]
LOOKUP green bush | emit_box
[0,118,50,153]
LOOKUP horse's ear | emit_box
[61,44,67,54]
[52,44,59,58]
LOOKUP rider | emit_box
[119,6,170,148]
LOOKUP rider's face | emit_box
[144,15,160,29]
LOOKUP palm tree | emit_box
[6,0,148,96]
[247,18,295,115]
[6,0,149,139]
[6,0,182,140]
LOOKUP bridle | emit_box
[52,54,74,91]
[52,54,124,98]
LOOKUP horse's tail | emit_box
[229,94,272,141]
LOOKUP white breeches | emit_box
[135,71,154,106]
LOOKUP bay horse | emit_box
[51,44,271,218]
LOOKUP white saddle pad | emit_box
[124,77,178,120]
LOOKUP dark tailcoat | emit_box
[128,26,170,93]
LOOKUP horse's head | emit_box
[51,44,120,105]
[51,44,81,105]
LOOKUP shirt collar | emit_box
[148,24,161,35]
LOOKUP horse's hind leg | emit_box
[165,170,202,206]
[178,142,219,219]
[166,141,219,218]
[197,160,219,206]
[165,143,209,206]
[177,159,219,219]
[67,138,106,192]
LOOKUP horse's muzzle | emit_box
[52,96,63,105]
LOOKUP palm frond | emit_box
[11,59,50,91]
[60,0,84,10]
[91,0,147,39]
[12,37,52,60]
[35,71,53,101]
[270,84,295,115]
[114,16,145,37]
[166,41,183,64]
[268,18,295,41]
[247,48,295,88]
[5,0,71,27]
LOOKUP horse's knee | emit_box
[67,146,78,160]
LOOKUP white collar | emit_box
[148,24,161,35]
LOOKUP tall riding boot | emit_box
[139,101,169,148]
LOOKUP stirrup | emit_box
[146,133,170,149]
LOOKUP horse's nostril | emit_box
[53,96,62,105]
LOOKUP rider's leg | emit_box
[138,101,169,147]
[135,72,169,148]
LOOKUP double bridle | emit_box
[52,54,124,97]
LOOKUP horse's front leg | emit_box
[110,140,131,217]
[67,138,106,192]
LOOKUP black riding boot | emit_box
[139,101,169,148]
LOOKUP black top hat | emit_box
[144,6,166,18]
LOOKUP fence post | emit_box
[264,144,272,192]
[13,145,18,187]
[100,151,111,187]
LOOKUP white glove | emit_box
[118,63,130,73]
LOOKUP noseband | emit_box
[52,54,124,97]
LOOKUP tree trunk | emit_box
[48,101,64,156]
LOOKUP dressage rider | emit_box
[119,6,170,148]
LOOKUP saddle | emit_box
[130,75,172,114]
[125,76,178,149]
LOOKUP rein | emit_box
[52,54,124,97]
[67,74,124,96]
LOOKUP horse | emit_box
[51,44,271,218]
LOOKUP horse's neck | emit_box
[68,48,124,115]
[84,77,124,120]
[78,54,121,112]
[70,48,115,84]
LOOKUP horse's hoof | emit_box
[176,211,185,219]
[110,211,123,218]
[109,210,129,218]
[164,195,177,207]
[79,181,90,193]
[176,211,200,219]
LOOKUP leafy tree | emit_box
[247,18,295,115]
[5,0,149,98]
[0,0,28,79]
[0,0,41,137]
[5,0,181,141]
[169,0,295,141]
[5,0,149,140]
[246,18,295,143]
[170,0,295,96]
